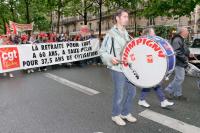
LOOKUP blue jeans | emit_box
[165,66,185,97]
[140,85,165,102]
[110,70,136,116]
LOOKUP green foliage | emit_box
[0,0,198,34]
[33,13,51,31]
[154,25,175,39]
[142,0,199,18]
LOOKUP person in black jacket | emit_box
[165,27,190,101]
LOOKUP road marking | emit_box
[44,73,100,96]
[139,109,200,133]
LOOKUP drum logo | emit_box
[0,47,20,70]
[146,55,153,63]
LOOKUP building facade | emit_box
[52,5,200,35]
[190,5,200,33]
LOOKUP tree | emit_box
[0,1,13,34]
[7,0,18,22]
[127,0,143,35]
[66,0,95,25]
[46,0,57,32]
[18,0,52,31]
[24,0,31,23]
[142,0,199,18]
[106,0,144,35]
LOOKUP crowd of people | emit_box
[0,26,102,78]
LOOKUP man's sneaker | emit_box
[161,99,174,108]
[30,69,34,73]
[138,100,150,108]
[111,116,126,126]
[120,114,137,123]
[27,70,31,74]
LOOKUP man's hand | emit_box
[111,57,119,65]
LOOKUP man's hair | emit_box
[176,27,188,35]
[142,28,154,35]
[113,9,129,22]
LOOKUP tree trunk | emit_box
[83,10,87,25]
[10,4,16,22]
[99,0,102,39]
[50,11,53,32]
[24,0,31,35]
[56,0,61,33]
[83,0,87,25]
[57,11,61,33]
[25,0,30,24]
[134,11,137,36]
[2,17,6,34]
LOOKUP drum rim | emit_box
[152,36,176,74]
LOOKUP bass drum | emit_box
[121,36,176,88]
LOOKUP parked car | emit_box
[189,38,200,68]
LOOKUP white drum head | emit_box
[121,37,168,88]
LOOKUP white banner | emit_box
[0,39,100,73]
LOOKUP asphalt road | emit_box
[0,65,199,133]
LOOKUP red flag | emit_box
[12,23,17,35]
[5,23,11,35]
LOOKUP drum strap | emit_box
[110,37,116,57]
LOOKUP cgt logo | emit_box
[0,47,20,70]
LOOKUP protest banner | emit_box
[0,39,100,73]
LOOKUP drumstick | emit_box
[128,64,140,79]
[116,60,131,65]
[117,60,140,79]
